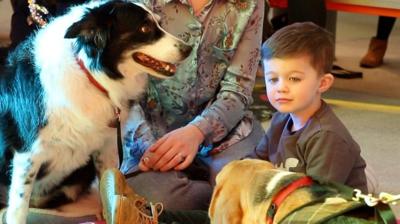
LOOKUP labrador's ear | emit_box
[209,160,243,224]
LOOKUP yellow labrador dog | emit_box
[209,159,379,224]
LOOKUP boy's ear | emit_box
[318,73,334,93]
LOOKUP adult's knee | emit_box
[126,171,212,211]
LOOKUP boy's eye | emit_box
[289,77,301,82]
[267,77,278,83]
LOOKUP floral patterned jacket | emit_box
[122,0,264,172]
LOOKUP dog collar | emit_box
[76,57,109,96]
[76,57,123,168]
[75,57,121,127]
[266,176,313,224]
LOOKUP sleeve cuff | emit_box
[189,115,213,144]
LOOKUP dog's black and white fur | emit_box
[0,1,191,223]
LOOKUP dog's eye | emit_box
[140,25,152,34]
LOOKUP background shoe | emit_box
[360,37,388,68]
[100,169,162,224]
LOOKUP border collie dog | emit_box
[0,1,191,223]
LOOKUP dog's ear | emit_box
[64,2,117,50]
[64,19,91,39]
[64,18,109,49]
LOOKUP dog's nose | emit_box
[179,43,192,58]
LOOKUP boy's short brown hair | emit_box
[261,22,334,75]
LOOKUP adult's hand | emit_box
[138,124,205,172]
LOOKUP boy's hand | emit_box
[138,124,205,172]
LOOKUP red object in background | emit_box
[259,93,269,102]
[268,0,288,8]
[268,0,400,17]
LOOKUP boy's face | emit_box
[263,55,332,117]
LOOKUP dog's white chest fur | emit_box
[35,107,120,175]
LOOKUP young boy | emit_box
[251,22,368,192]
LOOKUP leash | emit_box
[266,176,313,224]
[76,57,124,169]
[352,189,399,224]
[352,189,400,206]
